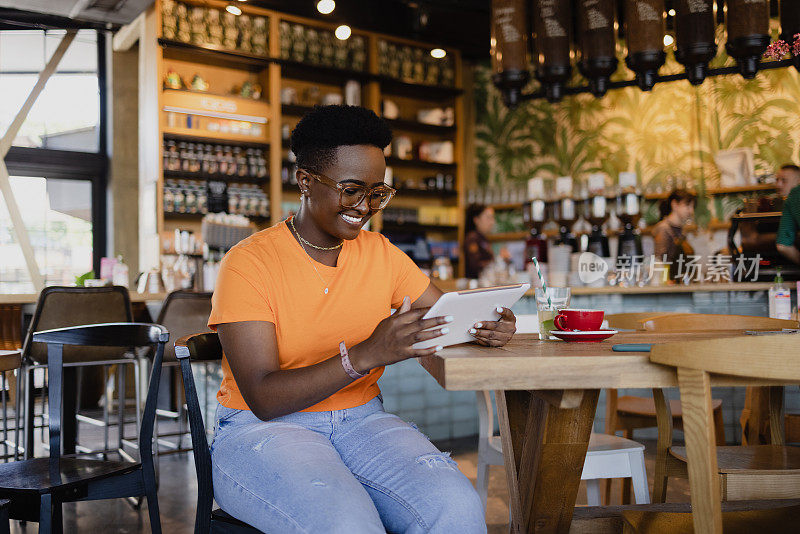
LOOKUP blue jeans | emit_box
[210,397,486,533]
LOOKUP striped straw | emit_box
[532,257,552,309]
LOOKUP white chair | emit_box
[475,313,650,510]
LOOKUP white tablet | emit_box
[412,283,530,350]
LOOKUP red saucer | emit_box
[550,329,618,343]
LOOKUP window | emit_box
[0,29,100,152]
[0,25,106,283]
[0,176,93,293]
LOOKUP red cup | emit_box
[554,309,604,331]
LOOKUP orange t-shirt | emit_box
[207,220,431,412]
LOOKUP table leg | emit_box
[62,368,78,455]
[496,389,599,534]
[677,367,722,534]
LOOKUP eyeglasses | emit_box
[300,169,396,210]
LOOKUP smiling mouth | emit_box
[340,213,365,226]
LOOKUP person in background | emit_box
[463,204,510,279]
[652,189,697,280]
[775,164,800,264]
[463,204,495,279]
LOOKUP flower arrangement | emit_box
[763,33,800,60]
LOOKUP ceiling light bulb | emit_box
[226,3,242,15]
[668,8,676,16]
[317,0,335,14]
[335,25,351,40]
[430,48,446,59]
[663,34,674,46]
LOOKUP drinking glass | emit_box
[535,287,571,340]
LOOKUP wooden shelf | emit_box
[281,104,316,116]
[164,211,269,222]
[707,219,732,231]
[731,211,783,220]
[380,222,458,232]
[644,184,776,200]
[394,188,457,198]
[162,126,269,145]
[277,57,370,84]
[641,220,731,235]
[488,202,524,210]
[707,184,776,195]
[384,118,456,135]
[159,38,269,68]
[377,75,462,100]
[487,231,528,242]
[385,156,455,170]
[150,1,465,274]
[159,39,371,83]
[163,170,268,184]
[160,38,463,95]
[162,87,267,105]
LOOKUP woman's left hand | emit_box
[469,307,516,347]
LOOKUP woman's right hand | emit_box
[350,296,452,373]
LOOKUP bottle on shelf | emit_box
[112,256,130,288]
[768,266,792,320]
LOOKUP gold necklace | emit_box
[288,218,335,295]
[288,216,343,251]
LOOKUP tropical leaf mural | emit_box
[474,21,800,228]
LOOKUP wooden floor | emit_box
[6,422,691,533]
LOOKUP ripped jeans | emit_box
[210,397,486,534]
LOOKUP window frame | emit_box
[0,23,108,277]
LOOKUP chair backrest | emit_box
[31,323,169,463]
[650,334,800,381]
[174,332,223,533]
[643,313,799,332]
[155,291,213,362]
[0,350,21,373]
[22,286,133,364]
[605,312,678,331]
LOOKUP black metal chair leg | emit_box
[38,494,53,534]
[118,364,126,455]
[0,499,10,534]
[24,366,34,459]
[145,471,162,534]
[53,497,63,534]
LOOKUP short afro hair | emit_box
[290,105,392,173]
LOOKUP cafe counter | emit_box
[431,280,779,318]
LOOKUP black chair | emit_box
[19,286,138,460]
[0,323,168,534]
[175,332,262,534]
[1,350,21,462]
[145,291,213,459]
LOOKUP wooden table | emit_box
[419,331,792,534]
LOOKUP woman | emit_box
[207,105,516,533]
[463,204,505,279]
[652,189,696,280]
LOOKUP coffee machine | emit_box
[587,195,611,257]
[553,196,578,252]
[585,173,611,257]
[616,173,643,258]
[523,198,549,266]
